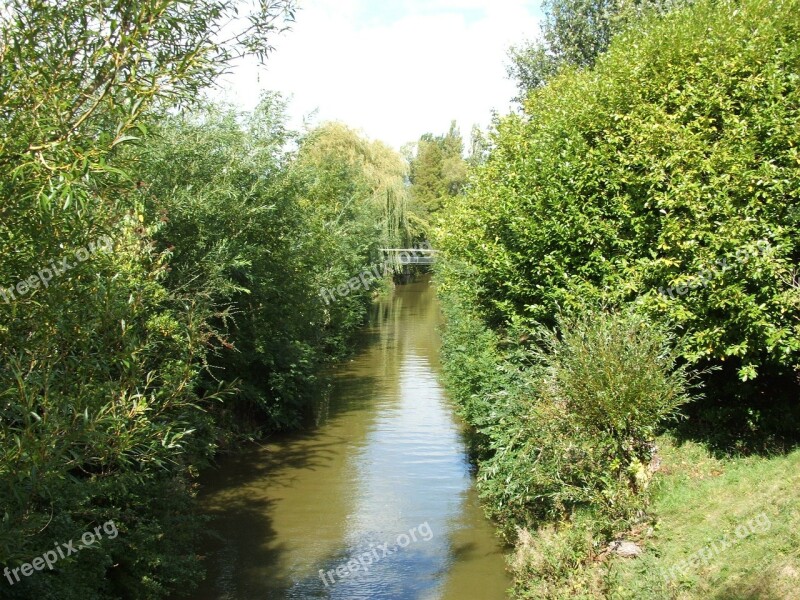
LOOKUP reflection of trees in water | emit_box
[194,278,475,600]
[371,277,442,373]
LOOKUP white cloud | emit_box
[213,0,542,149]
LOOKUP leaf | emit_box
[112,135,140,147]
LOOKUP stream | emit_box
[195,278,510,599]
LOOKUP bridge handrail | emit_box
[380,248,438,253]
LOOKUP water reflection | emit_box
[195,278,510,599]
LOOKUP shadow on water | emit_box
[197,433,348,598]
[191,276,511,600]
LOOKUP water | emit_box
[194,278,510,599]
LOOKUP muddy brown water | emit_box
[194,278,510,599]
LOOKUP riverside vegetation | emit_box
[0,2,420,598]
[434,0,800,597]
[2,0,799,599]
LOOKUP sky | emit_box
[214,0,544,149]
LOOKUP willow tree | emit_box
[0,1,294,597]
[293,122,413,255]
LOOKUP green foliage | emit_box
[445,0,800,381]
[476,307,692,534]
[294,121,412,252]
[438,0,800,597]
[507,0,683,100]
[0,218,214,599]
[540,308,693,443]
[437,288,695,596]
[436,260,514,460]
[408,122,468,221]
[0,0,295,211]
[133,108,405,431]
[0,1,417,597]
[0,0,299,596]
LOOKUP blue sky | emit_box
[215,0,544,149]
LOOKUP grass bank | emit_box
[599,437,800,599]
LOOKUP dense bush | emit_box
[437,278,695,595]
[437,285,694,532]
[540,308,693,445]
[436,260,514,459]
[478,307,693,534]
[132,105,407,432]
[438,0,800,382]
[436,0,799,596]
[0,0,280,595]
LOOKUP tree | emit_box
[442,0,800,382]
[467,124,491,167]
[0,2,295,597]
[293,122,412,250]
[507,0,682,101]
[408,122,468,219]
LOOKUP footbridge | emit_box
[381,248,437,267]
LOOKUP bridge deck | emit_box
[381,248,437,267]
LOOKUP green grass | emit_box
[603,436,800,599]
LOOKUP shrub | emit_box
[539,307,694,449]
[437,0,800,382]
[476,307,694,537]
[437,260,512,459]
